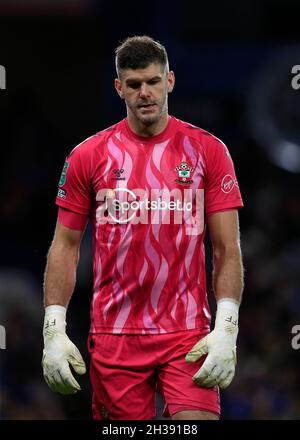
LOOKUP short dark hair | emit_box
[115,35,169,77]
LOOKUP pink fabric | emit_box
[88,330,220,420]
[55,116,243,335]
[58,207,88,231]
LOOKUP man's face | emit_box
[115,62,175,127]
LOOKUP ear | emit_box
[114,78,124,99]
[167,71,175,93]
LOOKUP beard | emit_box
[137,111,161,126]
[127,96,168,127]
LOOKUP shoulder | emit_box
[172,119,231,162]
[173,116,228,155]
[67,120,123,159]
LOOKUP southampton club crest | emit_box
[175,162,194,185]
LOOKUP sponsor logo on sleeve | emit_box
[57,188,67,199]
[221,174,238,193]
[59,160,69,187]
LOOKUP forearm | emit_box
[187,211,243,389]
[212,244,244,304]
[44,241,79,308]
[186,244,243,389]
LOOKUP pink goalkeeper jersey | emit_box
[56,116,243,334]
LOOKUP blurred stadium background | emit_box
[0,0,300,420]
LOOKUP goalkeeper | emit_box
[42,35,244,420]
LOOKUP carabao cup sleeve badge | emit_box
[59,160,69,187]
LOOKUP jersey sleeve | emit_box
[204,137,244,215]
[56,142,92,215]
[58,207,88,231]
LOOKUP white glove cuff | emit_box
[43,305,67,337]
[215,298,239,334]
[45,305,67,316]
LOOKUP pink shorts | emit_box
[88,329,220,420]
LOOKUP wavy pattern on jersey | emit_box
[176,224,183,251]
[186,290,198,329]
[170,137,201,332]
[119,131,139,154]
[171,294,178,320]
[147,139,171,191]
[103,154,112,184]
[144,228,160,281]
[183,136,205,190]
[109,134,135,193]
[88,118,227,334]
[123,149,133,183]
[146,155,161,190]
[103,291,113,321]
[139,258,148,286]
[115,131,122,142]
[152,140,169,172]
[107,137,124,172]
[177,265,197,330]
[104,138,135,332]
[144,136,193,332]
[185,233,199,278]
[177,263,188,315]
[116,225,130,277]
[143,300,158,334]
[198,245,205,285]
[111,268,132,334]
[181,136,205,326]
[162,259,198,332]
[143,228,161,332]
[143,141,174,332]
[107,227,116,251]
[91,244,102,332]
[150,252,168,314]
[183,136,198,168]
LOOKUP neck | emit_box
[127,112,169,137]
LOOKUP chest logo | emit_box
[112,168,126,181]
[175,162,194,185]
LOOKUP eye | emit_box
[128,82,140,89]
[148,79,160,85]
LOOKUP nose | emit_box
[139,82,150,98]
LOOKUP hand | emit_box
[42,306,86,395]
[185,299,239,389]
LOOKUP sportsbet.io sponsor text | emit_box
[96,187,204,235]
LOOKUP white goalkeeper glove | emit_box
[185,298,239,389]
[42,305,86,395]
